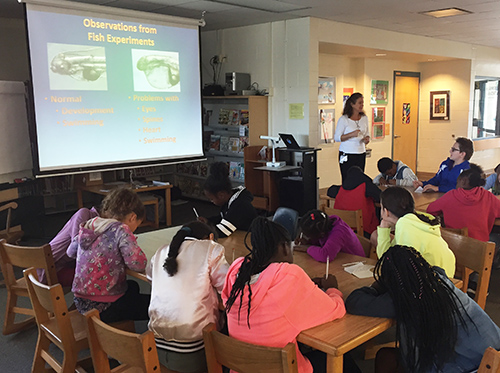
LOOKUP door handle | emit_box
[394,135,401,138]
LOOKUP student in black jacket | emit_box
[199,162,257,237]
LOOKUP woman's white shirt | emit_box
[334,115,369,154]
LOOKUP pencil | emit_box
[325,256,329,279]
[192,207,199,218]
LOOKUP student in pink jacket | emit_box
[222,217,353,373]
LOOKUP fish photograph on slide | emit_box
[132,49,180,92]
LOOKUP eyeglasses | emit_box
[450,147,460,152]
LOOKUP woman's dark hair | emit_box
[457,163,485,189]
[455,137,474,161]
[380,187,440,225]
[225,217,291,328]
[101,187,146,221]
[342,92,366,118]
[374,245,470,372]
[495,163,500,192]
[299,209,332,241]
[163,221,217,276]
[203,162,232,195]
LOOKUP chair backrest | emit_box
[24,267,76,346]
[479,347,500,373]
[0,202,23,243]
[323,206,364,234]
[202,323,298,373]
[272,207,299,240]
[356,233,376,259]
[85,309,162,373]
[0,239,58,289]
[441,226,469,237]
[440,230,494,309]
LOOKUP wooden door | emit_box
[393,72,420,172]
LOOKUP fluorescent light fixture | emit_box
[375,53,386,57]
[420,7,472,18]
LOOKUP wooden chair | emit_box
[440,229,495,309]
[202,323,298,373]
[440,227,471,289]
[24,267,90,373]
[0,239,58,335]
[321,206,364,234]
[0,202,24,244]
[479,347,500,373]
[85,309,172,373]
[356,233,377,259]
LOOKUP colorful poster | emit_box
[403,103,411,124]
[319,108,334,143]
[318,77,335,104]
[343,88,354,106]
[370,80,389,105]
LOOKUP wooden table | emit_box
[136,228,392,373]
[77,183,172,226]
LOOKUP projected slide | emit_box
[26,4,203,173]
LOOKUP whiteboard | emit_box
[0,81,32,176]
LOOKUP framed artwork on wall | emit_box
[319,108,335,144]
[373,124,385,139]
[343,87,354,106]
[372,107,385,123]
[370,80,389,104]
[318,77,335,104]
[430,90,450,120]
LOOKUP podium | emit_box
[244,146,319,214]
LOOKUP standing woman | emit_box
[334,92,370,182]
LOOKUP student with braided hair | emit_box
[199,162,257,237]
[346,245,500,373]
[147,221,229,372]
[222,217,352,373]
[295,209,365,262]
[374,186,456,277]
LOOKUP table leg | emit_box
[326,354,343,373]
[165,187,172,226]
[77,189,83,209]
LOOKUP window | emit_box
[472,78,500,138]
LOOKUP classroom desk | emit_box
[136,228,393,373]
[77,183,172,226]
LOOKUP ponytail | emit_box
[299,209,332,240]
[413,212,440,226]
[163,221,216,276]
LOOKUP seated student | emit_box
[329,166,380,235]
[346,245,500,373]
[413,137,473,193]
[222,217,350,373]
[37,206,99,287]
[484,163,500,195]
[295,209,365,262]
[67,188,150,323]
[147,221,229,373]
[199,162,257,237]
[374,186,455,277]
[427,164,500,242]
[372,157,417,187]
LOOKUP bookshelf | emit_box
[174,96,268,200]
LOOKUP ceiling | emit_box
[2,0,499,49]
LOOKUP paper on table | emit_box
[344,262,375,279]
[414,186,424,193]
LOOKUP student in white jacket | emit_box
[147,221,229,373]
[373,157,417,187]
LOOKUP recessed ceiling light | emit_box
[420,7,472,18]
[375,53,387,57]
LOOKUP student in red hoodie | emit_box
[427,163,500,242]
[222,217,354,373]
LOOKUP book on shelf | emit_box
[239,125,249,136]
[229,161,245,181]
[239,136,249,152]
[230,110,240,126]
[229,137,240,153]
[220,136,230,152]
[218,108,230,125]
[210,135,221,151]
[239,110,249,125]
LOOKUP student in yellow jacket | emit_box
[375,187,456,277]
